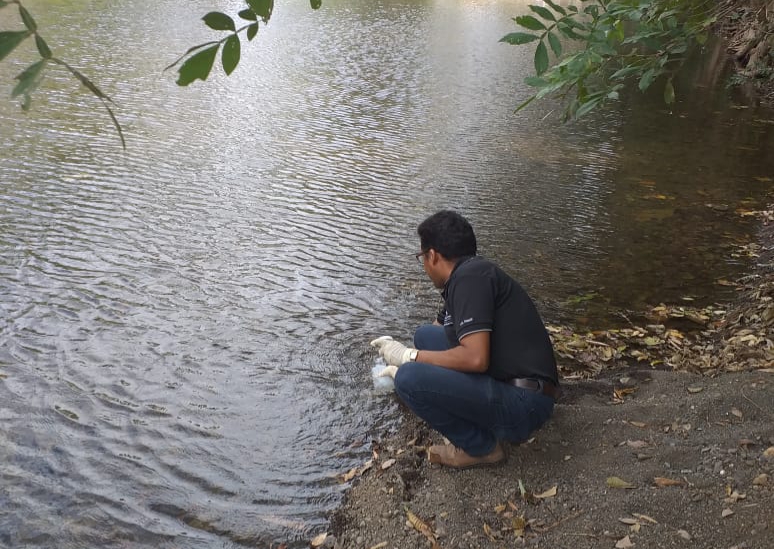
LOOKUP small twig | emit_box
[535,510,585,533]
[742,391,768,415]
[618,312,637,329]
[563,532,599,538]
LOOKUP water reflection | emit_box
[0,0,773,547]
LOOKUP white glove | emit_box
[376,365,399,379]
[369,336,418,366]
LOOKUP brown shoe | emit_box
[427,442,505,469]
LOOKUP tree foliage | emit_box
[0,0,125,147]
[0,0,726,147]
[500,0,718,119]
[165,0,322,85]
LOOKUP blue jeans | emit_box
[394,325,555,456]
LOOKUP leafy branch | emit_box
[0,0,125,148]
[166,0,322,86]
[500,0,719,120]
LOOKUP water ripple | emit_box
[1,0,773,547]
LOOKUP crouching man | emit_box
[371,210,560,469]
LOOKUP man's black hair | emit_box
[417,210,477,260]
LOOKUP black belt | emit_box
[507,378,561,401]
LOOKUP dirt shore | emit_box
[328,369,773,549]
[322,204,774,548]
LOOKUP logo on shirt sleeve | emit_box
[460,317,474,326]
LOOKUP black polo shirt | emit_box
[437,256,558,384]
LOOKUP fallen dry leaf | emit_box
[616,535,635,548]
[607,476,636,489]
[723,490,746,503]
[626,440,649,449]
[654,477,684,487]
[721,508,734,518]
[618,518,639,525]
[512,515,527,537]
[405,507,437,545]
[731,408,743,418]
[763,447,774,459]
[381,458,396,470]
[494,503,506,513]
[628,421,647,428]
[339,467,358,483]
[686,386,704,393]
[677,529,691,540]
[534,485,558,499]
[310,532,327,547]
[632,513,658,524]
[752,473,769,486]
[483,522,497,542]
[614,387,637,400]
[367,543,388,549]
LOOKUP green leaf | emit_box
[514,94,537,113]
[529,5,556,22]
[247,23,258,41]
[664,79,675,104]
[668,42,688,54]
[536,80,566,99]
[35,35,51,59]
[164,40,219,71]
[310,0,322,9]
[567,5,578,13]
[608,20,624,43]
[20,93,32,111]
[56,60,110,100]
[524,76,549,87]
[49,59,125,148]
[575,97,601,118]
[0,2,10,8]
[544,0,567,16]
[556,22,583,40]
[610,66,640,80]
[12,59,46,98]
[515,15,546,31]
[222,34,240,75]
[19,5,37,32]
[499,32,539,45]
[238,9,257,21]
[246,0,273,23]
[638,68,656,91]
[534,40,549,75]
[176,44,219,86]
[0,31,31,62]
[547,31,562,57]
[202,12,235,31]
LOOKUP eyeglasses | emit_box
[414,250,429,265]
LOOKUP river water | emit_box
[1,0,772,547]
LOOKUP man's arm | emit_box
[416,331,490,373]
